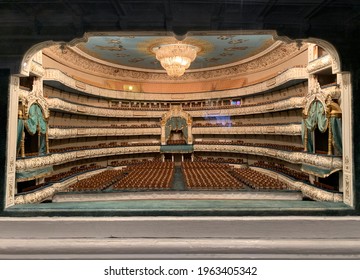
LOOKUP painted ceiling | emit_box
[75,34,275,71]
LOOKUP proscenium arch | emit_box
[3,29,355,212]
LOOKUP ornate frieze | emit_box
[194,144,342,170]
[44,68,307,101]
[16,146,161,171]
[189,96,304,117]
[48,127,161,139]
[307,54,332,74]
[192,123,301,136]
[47,96,304,119]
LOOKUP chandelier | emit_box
[152,43,200,77]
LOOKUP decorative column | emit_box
[339,72,353,206]
[38,126,41,155]
[304,124,308,152]
[327,117,332,155]
[46,121,49,154]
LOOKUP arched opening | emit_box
[2,30,354,214]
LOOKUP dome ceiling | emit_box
[74,34,275,72]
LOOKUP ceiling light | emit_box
[152,43,200,77]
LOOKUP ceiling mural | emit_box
[75,34,275,71]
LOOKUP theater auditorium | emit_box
[5,30,349,213]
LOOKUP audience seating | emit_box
[194,140,303,152]
[231,168,287,190]
[181,162,245,190]
[253,161,309,182]
[112,162,174,190]
[49,141,159,154]
[44,164,101,184]
[66,169,125,192]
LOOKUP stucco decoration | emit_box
[43,40,305,82]
[194,144,342,171]
[47,96,304,119]
[161,106,193,145]
[16,145,161,171]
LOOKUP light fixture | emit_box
[152,43,200,77]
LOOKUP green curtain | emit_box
[304,101,328,132]
[331,117,342,154]
[301,120,314,153]
[39,134,47,155]
[165,117,188,141]
[17,119,24,154]
[316,102,328,132]
[25,104,47,135]
[303,101,328,153]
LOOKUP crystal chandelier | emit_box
[152,43,200,77]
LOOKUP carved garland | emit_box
[16,145,161,171]
[161,106,193,145]
[194,144,342,170]
[47,96,304,119]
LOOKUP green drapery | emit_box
[39,134,47,155]
[331,117,342,154]
[302,101,328,153]
[303,101,328,132]
[165,117,188,141]
[25,104,47,135]
[24,104,47,155]
[301,120,314,153]
[17,119,24,154]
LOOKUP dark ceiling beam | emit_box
[256,0,278,20]
[304,0,333,20]
[211,2,225,29]
[109,0,128,29]
[163,0,174,31]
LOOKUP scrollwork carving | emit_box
[16,145,161,171]
[194,144,342,170]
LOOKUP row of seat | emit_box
[194,156,244,164]
[193,122,296,127]
[45,164,100,183]
[231,168,287,190]
[66,169,125,192]
[113,162,175,190]
[49,142,158,154]
[50,123,160,129]
[253,161,309,182]
[194,140,303,152]
[181,162,245,190]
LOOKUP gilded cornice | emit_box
[44,68,307,101]
[43,42,306,83]
[48,127,161,139]
[307,54,332,74]
[192,123,301,136]
[194,144,342,170]
[16,146,161,171]
[47,96,304,118]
